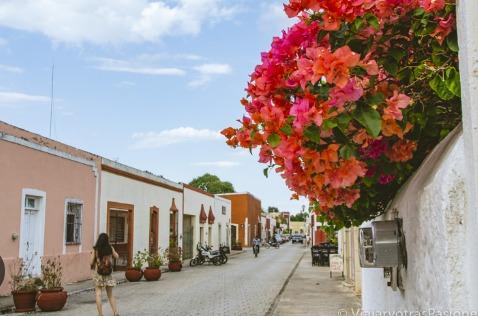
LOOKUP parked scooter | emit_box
[204,244,228,264]
[190,243,223,266]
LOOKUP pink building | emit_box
[0,122,101,295]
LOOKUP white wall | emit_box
[362,127,473,311]
[100,171,183,254]
[214,196,232,247]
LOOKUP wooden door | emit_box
[149,207,159,254]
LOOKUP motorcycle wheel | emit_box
[265,244,270,249]
[190,258,198,267]
[212,257,222,266]
[198,258,205,265]
[221,255,228,264]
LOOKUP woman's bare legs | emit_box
[106,286,118,315]
[95,287,103,316]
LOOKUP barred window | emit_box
[65,202,82,244]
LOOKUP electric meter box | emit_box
[359,220,403,268]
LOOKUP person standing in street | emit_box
[91,233,120,316]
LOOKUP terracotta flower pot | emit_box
[143,268,161,281]
[168,262,182,272]
[36,288,67,312]
[12,290,37,313]
[125,268,143,282]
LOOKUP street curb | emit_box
[265,250,306,316]
[1,252,246,314]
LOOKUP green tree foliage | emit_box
[290,212,307,222]
[267,206,279,213]
[189,173,235,194]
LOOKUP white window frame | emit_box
[63,199,84,252]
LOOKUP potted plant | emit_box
[36,256,67,312]
[143,250,163,281]
[124,251,146,282]
[10,258,41,313]
[165,247,182,272]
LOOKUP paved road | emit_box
[34,243,305,316]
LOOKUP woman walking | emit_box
[91,233,119,316]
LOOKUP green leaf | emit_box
[354,107,382,138]
[446,32,459,52]
[365,14,380,30]
[382,58,398,76]
[267,133,281,148]
[429,75,455,100]
[322,120,337,131]
[367,92,385,106]
[304,124,321,143]
[389,48,406,62]
[263,168,269,178]
[339,144,356,159]
[336,113,352,130]
[280,124,293,136]
[445,67,461,97]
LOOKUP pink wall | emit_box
[0,139,97,295]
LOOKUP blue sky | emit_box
[0,0,308,213]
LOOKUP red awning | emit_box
[199,204,207,224]
[208,207,215,224]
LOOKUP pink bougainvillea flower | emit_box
[419,0,445,12]
[360,139,388,159]
[329,79,364,108]
[378,174,395,185]
[432,14,455,45]
[290,97,312,130]
[384,91,412,120]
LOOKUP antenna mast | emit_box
[49,64,54,138]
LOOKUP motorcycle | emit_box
[269,240,280,249]
[253,244,259,257]
[190,244,223,267]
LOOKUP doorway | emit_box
[199,227,204,246]
[108,202,134,271]
[208,227,212,246]
[182,215,194,259]
[20,191,46,276]
[231,225,237,246]
[149,207,159,255]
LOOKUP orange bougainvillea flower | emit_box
[382,115,413,139]
[386,139,417,162]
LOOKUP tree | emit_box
[290,213,307,222]
[189,173,235,194]
[267,206,279,213]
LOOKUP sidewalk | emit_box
[271,251,361,316]
[0,249,245,314]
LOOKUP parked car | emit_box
[291,234,304,244]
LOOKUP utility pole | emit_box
[49,64,54,138]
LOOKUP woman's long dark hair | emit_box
[94,233,112,258]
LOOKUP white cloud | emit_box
[0,91,49,106]
[94,57,185,76]
[189,63,232,87]
[192,161,240,168]
[0,0,238,44]
[258,3,296,34]
[194,63,231,75]
[0,64,24,73]
[131,127,221,149]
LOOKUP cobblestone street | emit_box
[29,244,305,316]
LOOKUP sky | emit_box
[0,0,308,214]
